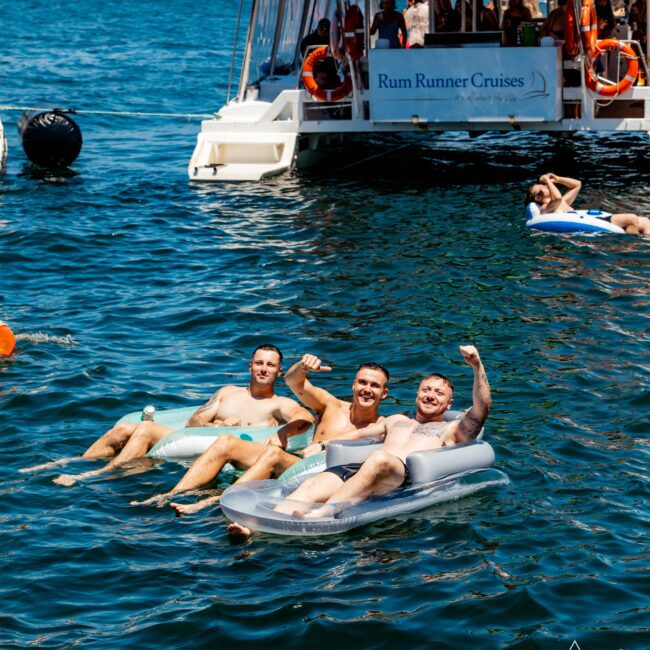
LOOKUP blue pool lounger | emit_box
[525,203,625,234]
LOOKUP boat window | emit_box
[274,0,307,72]
[248,0,280,85]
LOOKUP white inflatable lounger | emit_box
[525,202,625,234]
[116,406,313,459]
[220,433,508,537]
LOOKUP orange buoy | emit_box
[0,320,16,356]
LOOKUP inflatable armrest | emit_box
[326,438,384,468]
[406,440,495,485]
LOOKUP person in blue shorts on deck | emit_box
[525,173,650,234]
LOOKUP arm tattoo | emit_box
[458,407,483,440]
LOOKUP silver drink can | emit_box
[141,405,156,421]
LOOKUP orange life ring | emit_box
[580,0,598,58]
[344,5,365,61]
[585,39,639,96]
[302,46,353,102]
[564,2,579,58]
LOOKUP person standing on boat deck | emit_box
[435,0,462,31]
[405,0,430,47]
[596,0,616,38]
[502,0,532,45]
[525,173,650,234]
[271,345,491,521]
[371,0,408,48]
[38,345,313,485]
[539,0,568,40]
[458,0,499,31]
[146,356,390,516]
[629,0,647,54]
[300,18,331,56]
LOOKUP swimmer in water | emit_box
[270,345,491,522]
[22,345,313,486]
[525,173,650,234]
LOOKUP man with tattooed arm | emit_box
[276,345,491,518]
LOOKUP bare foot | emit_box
[130,493,171,507]
[170,495,221,517]
[227,522,251,542]
[20,457,78,474]
[53,474,78,487]
[53,467,104,486]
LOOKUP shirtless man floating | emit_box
[42,345,313,486]
[139,354,388,515]
[171,354,389,524]
[526,173,650,234]
[274,345,490,521]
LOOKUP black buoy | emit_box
[18,110,82,169]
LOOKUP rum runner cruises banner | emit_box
[368,48,562,122]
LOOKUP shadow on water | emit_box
[298,130,650,192]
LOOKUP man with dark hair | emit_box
[275,345,491,519]
[170,353,390,518]
[49,345,312,486]
[300,18,331,56]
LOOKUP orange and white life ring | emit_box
[564,2,579,58]
[344,5,365,60]
[580,0,598,58]
[302,46,353,102]
[585,39,639,96]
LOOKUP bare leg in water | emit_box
[167,444,301,515]
[53,421,173,486]
[611,214,650,235]
[21,421,140,474]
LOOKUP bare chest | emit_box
[214,391,279,426]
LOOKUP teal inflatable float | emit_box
[117,405,324,479]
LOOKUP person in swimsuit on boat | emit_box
[274,345,491,520]
[540,0,568,40]
[370,0,408,48]
[525,173,650,234]
[161,355,390,519]
[502,0,532,45]
[29,345,313,486]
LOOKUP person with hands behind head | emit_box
[274,345,491,520]
[226,354,390,540]
[525,173,650,234]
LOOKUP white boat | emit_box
[188,0,650,182]
[0,117,7,174]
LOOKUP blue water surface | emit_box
[1,1,649,648]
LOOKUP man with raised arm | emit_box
[139,355,389,515]
[44,345,313,486]
[274,345,490,520]
[178,355,390,526]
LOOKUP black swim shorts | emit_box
[326,459,410,487]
